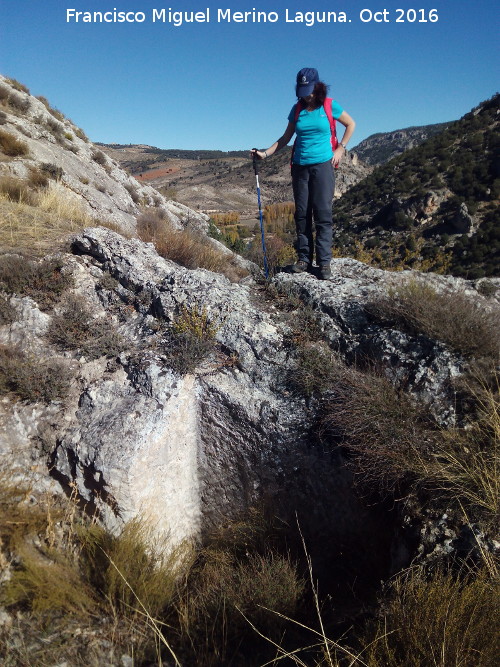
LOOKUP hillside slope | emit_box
[0,74,209,241]
[353,122,451,165]
[333,95,500,278]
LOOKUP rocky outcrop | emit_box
[2,228,496,555]
[352,122,450,165]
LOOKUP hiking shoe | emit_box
[289,260,310,273]
[318,263,332,280]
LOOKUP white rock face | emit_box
[1,227,497,553]
[0,74,209,234]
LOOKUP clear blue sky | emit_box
[1,1,498,151]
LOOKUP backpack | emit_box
[291,97,338,166]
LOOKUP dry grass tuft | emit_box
[36,181,92,225]
[79,519,188,620]
[0,129,29,156]
[367,279,500,360]
[318,358,499,524]
[5,78,30,94]
[0,198,82,256]
[137,208,248,282]
[422,382,500,525]
[4,544,97,615]
[357,566,500,667]
[0,175,35,205]
[320,360,437,493]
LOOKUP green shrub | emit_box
[161,304,222,374]
[0,128,29,156]
[48,296,126,360]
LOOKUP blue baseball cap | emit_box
[295,68,319,98]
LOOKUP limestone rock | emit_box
[1,228,496,556]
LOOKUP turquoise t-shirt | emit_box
[288,100,343,165]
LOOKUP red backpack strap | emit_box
[324,97,338,151]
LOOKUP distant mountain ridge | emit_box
[352,122,451,165]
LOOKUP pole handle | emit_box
[251,148,260,175]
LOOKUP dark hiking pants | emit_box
[291,160,335,265]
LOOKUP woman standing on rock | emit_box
[252,67,355,280]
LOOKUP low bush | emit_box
[0,345,72,403]
[91,149,107,166]
[0,83,10,105]
[39,162,63,180]
[0,110,7,125]
[290,344,341,397]
[320,361,438,493]
[367,279,500,360]
[0,85,31,113]
[48,295,126,360]
[0,128,29,156]
[45,115,63,136]
[27,166,49,189]
[74,127,88,142]
[0,255,72,309]
[125,183,140,203]
[0,293,16,324]
[177,547,303,663]
[161,304,222,374]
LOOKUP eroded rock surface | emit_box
[1,228,497,553]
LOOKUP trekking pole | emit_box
[252,150,270,279]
